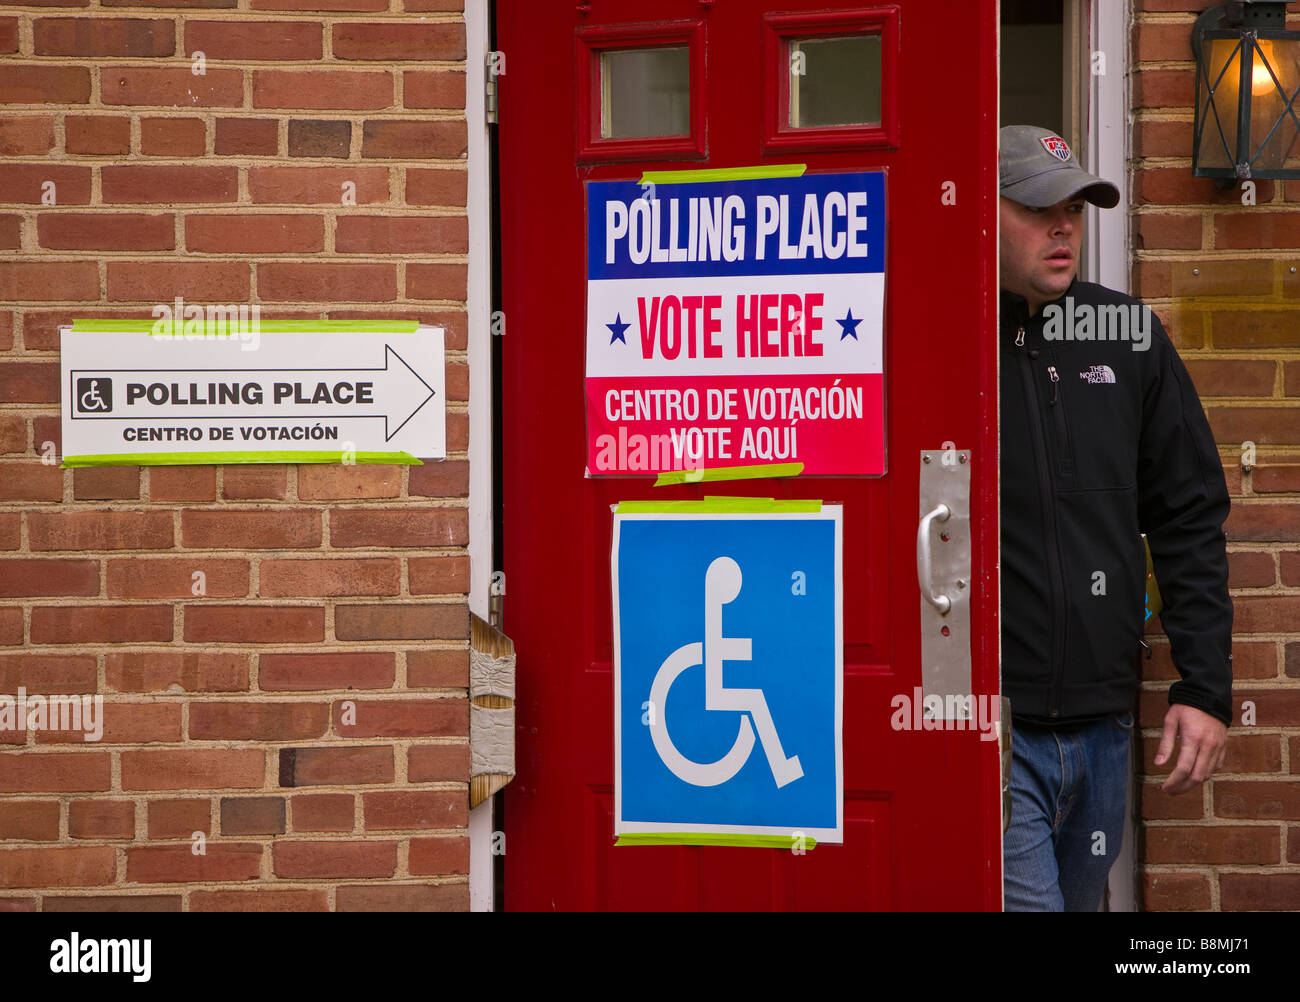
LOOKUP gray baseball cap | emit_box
[999,125,1120,209]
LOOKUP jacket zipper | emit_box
[1014,322,1071,718]
[1046,365,1073,481]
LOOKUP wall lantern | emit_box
[1192,0,1300,180]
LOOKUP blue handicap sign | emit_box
[613,508,843,843]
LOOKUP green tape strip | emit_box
[616,833,817,850]
[67,320,421,334]
[654,462,804,486]
[638,164,807,185]
[62,451,422,468]
[616,497,820,514]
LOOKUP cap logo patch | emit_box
[1041,136,1071,162]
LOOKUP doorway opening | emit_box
[999,0,1138,912]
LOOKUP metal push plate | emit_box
[917,449,973,721]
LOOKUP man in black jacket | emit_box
[998,125,1233,911]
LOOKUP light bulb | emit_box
[1252,39,1277,95]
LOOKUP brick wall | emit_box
[1133,0,1300,911]
[0,1,472,912]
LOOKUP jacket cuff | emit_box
[1168,683,1232,727]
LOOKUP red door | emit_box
[498,0,1001,910]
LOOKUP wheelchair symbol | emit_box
[77,378,111,413]
[648,556,803,789]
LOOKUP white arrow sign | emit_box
[60,324,446,466]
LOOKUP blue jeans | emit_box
[1003,711,1134,911]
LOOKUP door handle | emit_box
[917,503,952,615]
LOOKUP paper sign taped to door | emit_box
[585,171,886,476]
[612,505,844,845]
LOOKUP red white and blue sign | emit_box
[585,170,886,476]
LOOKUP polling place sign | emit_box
[585,168,885,476]
[60,321,444,466]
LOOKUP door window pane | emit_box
[789,35,882,128]
[601,46,690,139]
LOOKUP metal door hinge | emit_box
[489,587,504,631]
[485,51,504,125]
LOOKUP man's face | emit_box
[999,195,1085,315]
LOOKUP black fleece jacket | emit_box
[1000,279,1234,725]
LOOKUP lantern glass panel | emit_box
[1197,36,1241,170]
[1247,37,1300,171]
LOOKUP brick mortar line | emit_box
[1190,395,1300,402]
[1133,12,1200,23]
[0,700,468,712]
[0,104,469,120]
[5,875,473,903]
[0,701,467,706]
[1,598,470,607]
[7,54,467,66]
[15,11,32,58]
[1198,397,1300,405]
[14,7,465,19]
[0,473,473,480]
[0,497,471,507]
[1134,207,1296,216]
[1144,865,1300,873]
[0,361,473,374]
[1141,819,1290,827]
[0,592,473,600]
[1142,205,1300,215]
[1,160,472,182]
[4,643,468,657]
[0,142,468,154]
[1131,207,1231,215]
[1154,257,1300,267]
[8,253,471,264]
[0,686,479,698]
[0,301,473,311]
[0,543,473,554]
[0,253,472,262]
[1210,494,1300,504]
[4,738,468,751]
[0,413,480,427]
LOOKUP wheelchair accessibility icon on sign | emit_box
[612,506,843,843]
[649,556,804,789]
[75,377,113,414]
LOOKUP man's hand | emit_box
[1154,704,1227,795]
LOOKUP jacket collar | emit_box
[1000,277,1080,331]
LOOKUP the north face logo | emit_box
[1041,136,1071,162]
[1079,364,1116,384]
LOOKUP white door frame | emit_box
[465,0,496,913]
[1087,0,1138,913]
